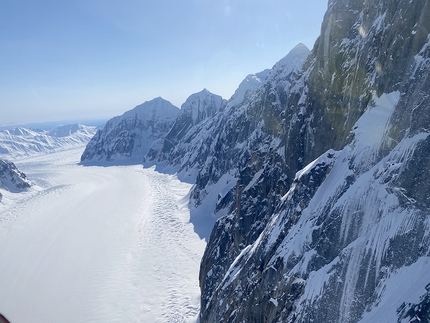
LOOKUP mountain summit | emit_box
[81,97,179,164]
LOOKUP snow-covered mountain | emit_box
[0,159,31,202]
[183,44,310,236]
[81,97,179,164]
[0,124,96,159]
[227,69,270,107]
[78,0,430,321]
[145,89,225,173]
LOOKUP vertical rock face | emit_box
[198,0,430,322]
[81,97,179,164]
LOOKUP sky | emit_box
[1,0,328,126]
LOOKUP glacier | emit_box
[0,147,205,323]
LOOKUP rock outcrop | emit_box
[0,159,31,201]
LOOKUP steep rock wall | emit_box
[199,0,430,322]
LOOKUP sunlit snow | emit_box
[0,147,206,323]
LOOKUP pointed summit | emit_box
[272,42,310,75]
[81,98,179,164]
[181,89,224,125]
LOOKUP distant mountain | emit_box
[0,124,96,158]
[81,97,180,164]
[47,124,92,137]
[145,89,225,168]
[77,0,430,319]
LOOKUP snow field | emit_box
[0,148,206,323]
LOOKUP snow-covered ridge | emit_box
[227,69,270,107]
[0,124,97,159]
[197,0,430,321]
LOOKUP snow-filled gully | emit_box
[0,148,206,323]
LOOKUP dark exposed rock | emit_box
[0,159,31,193]
[196,0,430,322]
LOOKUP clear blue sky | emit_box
[1,0,328,126]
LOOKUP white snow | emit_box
[359,257,430,323]
[181,89,224,125]
[227,69,270,107]
[350,91,400,170]
[0,147,205,323]
[0,125,96,159]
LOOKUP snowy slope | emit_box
[201,91,430,322]
[81,97,179,164]
[0,148,205,323]
[0,124,96,159]
[227,69,270,107]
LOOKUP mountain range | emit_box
[0,124,96,159]
[81,0,430,321]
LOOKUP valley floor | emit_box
[0,147,205,323]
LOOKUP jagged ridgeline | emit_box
[196,0,430,322]
[80,97,180,164]
[79,0,430,321]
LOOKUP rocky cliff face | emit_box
[81,97,179,164]
[196,0,430,322]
